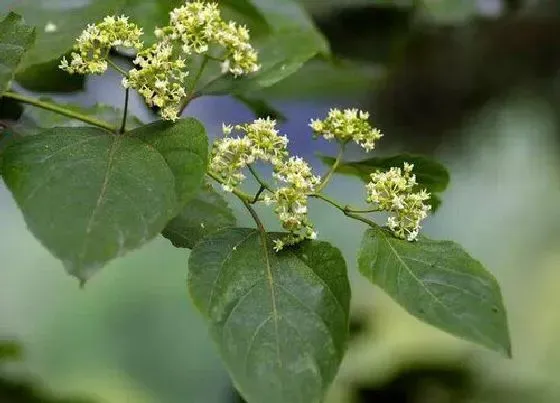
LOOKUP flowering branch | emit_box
[59,2,261,121]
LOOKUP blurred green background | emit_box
[3,0,560,402]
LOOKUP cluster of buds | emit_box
[60,1,260,121]
[209,118,288,192]
[310,108,383,152]
[59,16,143,75]
[366,163,431,241]
[267,157,321,251]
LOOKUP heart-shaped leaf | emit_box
[358,226,511,356]
[189,228,350,403]
[1,127,177,282]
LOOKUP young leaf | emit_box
[358,226,511,356]
[320,153,450,210]
[130,118,208,207]
[1,127,177,282]
[188,228,350,403]
[0,12,35,95]
[162,184,236,249]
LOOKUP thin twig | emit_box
[310,193,379,227]
[3,92,116,132]
[206,171,253,202]
[241,198,267,233]
[248,164,274,192]
[180,55,210,113]
[316,142,346,192]
[107,59,129,76]
[119,88,130,134]
[251,185,266,204]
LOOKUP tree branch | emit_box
[3,92,116,132]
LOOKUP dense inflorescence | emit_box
[59,16,143,75]
[210,108,431,249]
[209,119,319,249]
[310,108,383,151]
[366,162,431,241]
[60,1,260,121]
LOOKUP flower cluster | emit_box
[366,163,431,241]
[209,118,320,250]
[267,157,321,251]
[310,108,383,151]
[59,16,143,75]
[124,41,188,121]
[60,1,260,121]
[156,1,259,76]
[209,118,288,191]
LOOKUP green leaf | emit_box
[121,0,183,46]
[15,57,84,92]
[0,12,35,95]
[131,118,208,207]
[358,226,511,356]
[1,127,177,281]
[255,58,383,99]
[201,0,329,95]
[4,1,125,70]
[203,30,328,95]
[320,153,450,210]
[162,183,236,249]
[13,99,143,135]
[188,228,350,403]
[240,0,328,39]
[218,0,269,34]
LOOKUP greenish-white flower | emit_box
[310,108,383,151]
[59,15,143,75]
[366,163,431,241]
[268,157,320,250]
[209,118,288,191]
[125,40,189,121]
